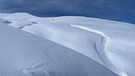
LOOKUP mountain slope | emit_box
[0,13,135,76]
[0,19,117,76]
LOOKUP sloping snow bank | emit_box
[0,13,135,76]
[0,20,117,76]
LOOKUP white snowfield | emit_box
[0,13,135,76]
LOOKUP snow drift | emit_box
[0,20,117,76]
[0,13,135,76]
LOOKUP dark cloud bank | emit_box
[0,0,135,24]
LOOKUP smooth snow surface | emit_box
[0,13,135,76]
[0,20,117,76]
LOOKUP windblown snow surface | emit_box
[0,13,135,76]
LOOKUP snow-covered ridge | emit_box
[0,22,118,76]
[0,13,135,76]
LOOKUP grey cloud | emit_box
[0,0,135,24]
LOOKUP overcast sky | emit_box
[0,0,135,24]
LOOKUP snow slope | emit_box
[0,19,117,76]
[0,13,135,76]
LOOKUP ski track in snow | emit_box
[69,24,108,63]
